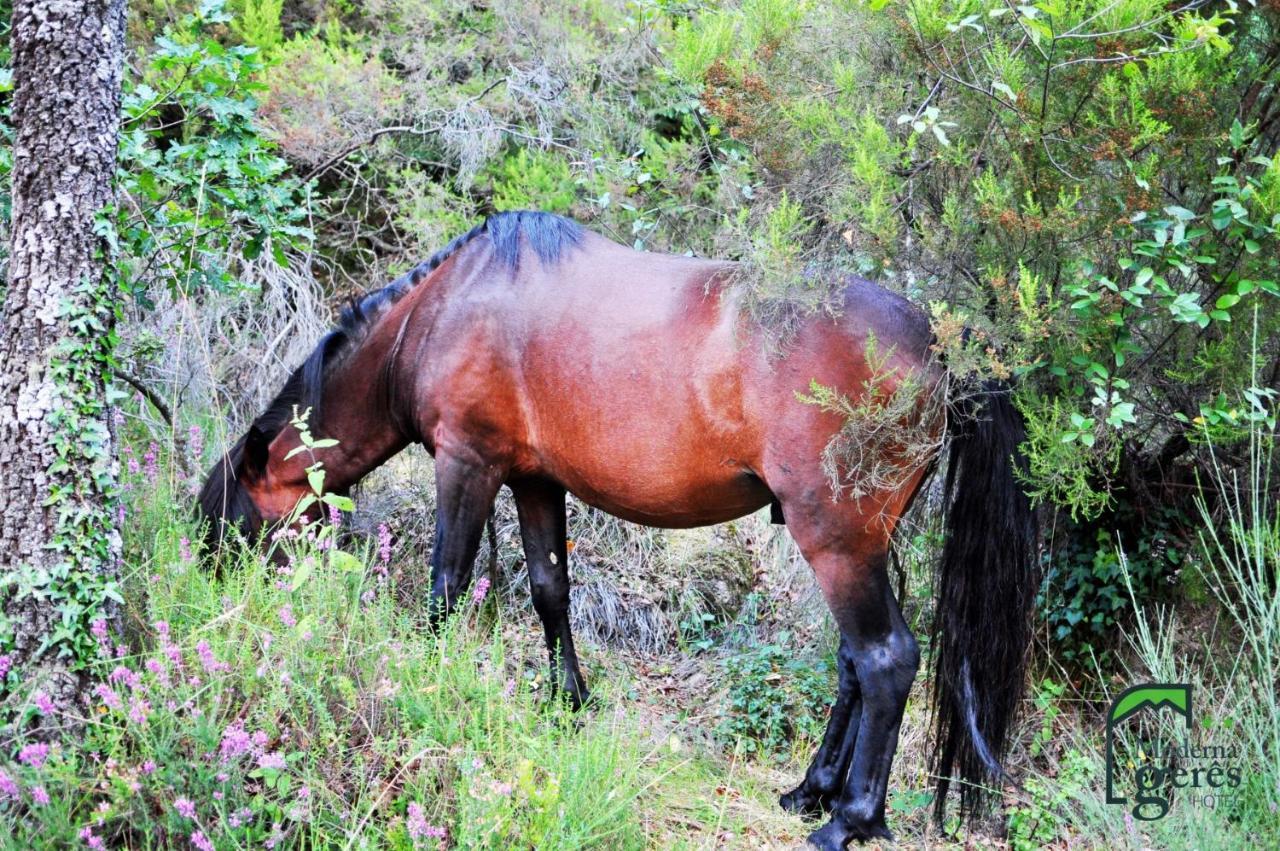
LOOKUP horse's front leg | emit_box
[510,478,590,708]
[780,635,862,816]
[426,450,504,624]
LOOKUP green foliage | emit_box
[118,0,310,302]
[489,148,577,215]
[717,634,834,760]
[1038,508,1185,665]
[231,0,284,51]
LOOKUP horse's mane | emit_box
[197,210,582,539]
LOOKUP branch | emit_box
[116,370,173,426]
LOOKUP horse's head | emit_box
[196,422,315,555]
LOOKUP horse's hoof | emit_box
[780,784,825,817]
[806,816,893,849]
[567,686,593,712]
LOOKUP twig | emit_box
[116,369,174,426]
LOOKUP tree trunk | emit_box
[0,0,126,725]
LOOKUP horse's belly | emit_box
[559,464,772,528]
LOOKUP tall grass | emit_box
[0,450,687,849]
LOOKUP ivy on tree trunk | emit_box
[0,0,127,729]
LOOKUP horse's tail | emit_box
[930,378,1039,822]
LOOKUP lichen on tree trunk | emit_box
[0,0,127,727]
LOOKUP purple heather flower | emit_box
[472,576,491,604]
[18,742,50,768]
[30,785,50,806]
[190,830,215,851]
[174,797,196,819]
[33,691,56,714]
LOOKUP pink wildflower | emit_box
[406,801,447,842]
[190,830,214,851]
[141,759,157,775]
[188,425,204,464]
[33,691,56,714]
[128,698,151,725]
[179,537,192,562]
[377,522,393,565]
[18,742,50,768]
[174,797,196,819]
[109,665,141,690]
[94,683,122,710]
[144,442,158,482]
[195,640,225,673]
[219,722,254,761]
[0,771,19,800]
[30,785,50,806]
[258,751,286,771]
[277,604,296,628]
[472,576,491,604]
[0,653,11,679]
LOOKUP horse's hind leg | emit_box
[780,503,919,848]
[779,634,861,816]
[427,450,505,623]
[511,478,590,708]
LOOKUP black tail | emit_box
[930,379,1039,822]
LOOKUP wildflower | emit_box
[0,771,19,800]
[109,665,141,690]
[33,691,56,714]
[378,523,393,565]
[18,742,51,768]
[79,826,105,850]
[406,802,446,842]
[90,619,110,653]
[188,425,204,463]
[174,797,196,819]
[179,537,193,562]
[280,671,293,687]
[195,641,225,674]
[219,723,252,761]
[258,751,287,771]
[0,653,11,679]
[30,785,50,806]
[190,830,215,851]
[94,683,121,710]
[278,604,296,628]
[128,698,151,726]
[329,503,342,527]
[143,442,158,482]
[145,658,171,687]
[503,678,516,698]
[472,576,491,604]
[141,760,157,775]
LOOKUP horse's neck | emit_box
[314,344,411,492]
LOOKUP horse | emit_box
[197,210,1038,849]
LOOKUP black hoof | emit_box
[566,686,593,712]
[780,784,827,817]
[806,816,893,849]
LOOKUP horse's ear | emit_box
[242,425,271,480]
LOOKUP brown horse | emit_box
[198,211,1037,848]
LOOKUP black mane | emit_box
[197,210,583,544]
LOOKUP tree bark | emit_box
[0,0,126,725]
